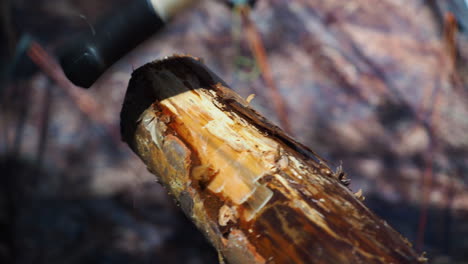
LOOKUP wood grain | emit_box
[120,55,423,264]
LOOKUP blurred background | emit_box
[1,0,467,263]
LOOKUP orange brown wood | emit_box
[120,55,423,264]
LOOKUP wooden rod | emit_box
[120,55,423,264]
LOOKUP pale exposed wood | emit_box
[120,55,423,264]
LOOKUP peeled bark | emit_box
[120,55,423,264]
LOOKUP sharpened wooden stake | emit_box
[120,55,423,264]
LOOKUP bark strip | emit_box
[120,55,422,264]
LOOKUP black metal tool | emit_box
[59,0,194,88]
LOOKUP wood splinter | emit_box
[120,55,422,264]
